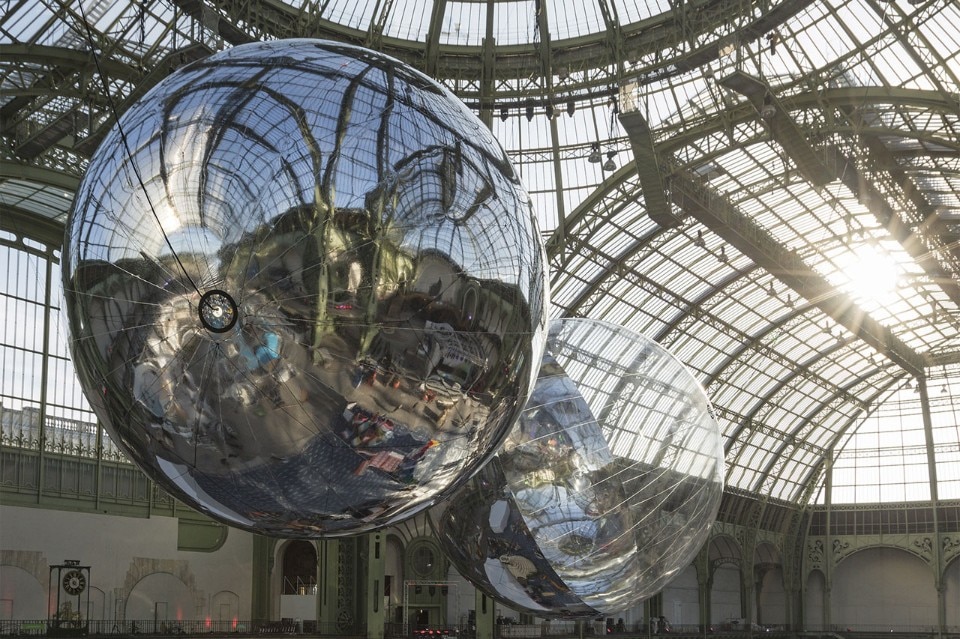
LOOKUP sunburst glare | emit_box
[841,243,901,308]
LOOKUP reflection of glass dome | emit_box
[2,0,959,521]
[432,318,724,617]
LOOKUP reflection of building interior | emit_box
[61,188,535,535]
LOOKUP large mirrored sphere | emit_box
[62,39,548,537]
[431,318,723,616]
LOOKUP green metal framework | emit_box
[1,0,958,513]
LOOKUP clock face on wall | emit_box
[62,570,86,595]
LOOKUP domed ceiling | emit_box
[2,0,958,506]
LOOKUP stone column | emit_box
[362,533,386,639]
[316,539,338,629]
[251,536,277,625]
[474,591,496,639]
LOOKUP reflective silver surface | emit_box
[62,40,548,537]
[431,319,723,616]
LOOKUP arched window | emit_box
[281,541,317,595]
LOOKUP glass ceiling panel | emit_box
[710,385,763,420]
[546,1,605,41]
[614,0,671,25]
[672,331,742,375]
[593,280,673,324]
[0,181,73,222]
[725,364,787,402]
[829,385,935,504]
[773,452,818,497]
[436,3,481,46]
[491,1,536,46]
[382,2,431,42]
[317,0,376,31]
[929,366,960,501]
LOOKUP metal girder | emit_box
[929,351,960,366]
[661,157,928,378]
[13,108,78,160]
[423,0,448,77]
[169,0,255,46]
[556,233,879,440]
[726,347,885,496]
[0,160,80,192]
[0,44,141,82]
[871,0,960,95]
[659,86,960,157]
[596,0,624,79]
[718,71,835,186]
[717,72,960,310]
[552,86,952,384]
[533,0,555,98]
[1,206,65,249]
[825,143,960,308]
[0,44,137,140]
[365,0,396,49]
[618,110,680,227]
[73,43,211,158]
[204,0,802,88]
[701,304,872,426]
[714,405,827,459]
[1,42,208,161]
[548,88,960,263]
[624,0,814,87]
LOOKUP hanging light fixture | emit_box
[588,142,601,163]
[767,282,776,297]
[602,150,617,171]
[694,229,706,248]
[717,245,728,262]
[785,293,794,308]
[525,101,534,121]
[567,99,576,116]
[499,106,509,121]
[545,104,555,119]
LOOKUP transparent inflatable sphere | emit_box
[431,318,724,616]
[62,40,548,537]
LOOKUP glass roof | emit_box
[1,0,958,507]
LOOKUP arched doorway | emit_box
[945,557,959,628]
[282,541,317,595]
[754,542,785,627]
[125,573,192,633]
[662,565,699,629]
[709,535,743,628]
[0,566,45,619]
[831,547,936,630]
[279,541,318,625]
[804,569,825,630]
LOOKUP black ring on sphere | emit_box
[198,289,239,333]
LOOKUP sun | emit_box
[842,244,900,307]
